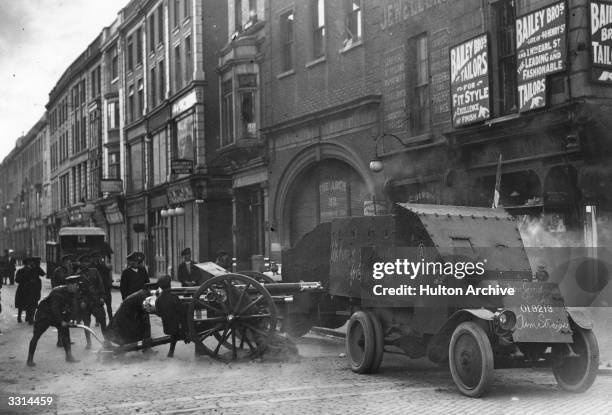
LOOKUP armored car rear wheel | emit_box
[449,322,494,398]
[188,273,278,362]
[553,327,599,393]
[346,311,376,374]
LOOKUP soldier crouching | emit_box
[27,275,82,367]
[155,275,189,357]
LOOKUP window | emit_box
[138,79,144,117]
[174,44,182,90]
[185,36,192,83]
[129,142,144,192]
[345,0,362,43]
[494,0,518,115]
[150,67,157,107]
[127,35,134,71]
[149,14,156,52]
[280,10,294,72]
[174,0,180,27]
[107,101,120,129]
[60,173,70,208]
[128,85,135,122]
[136,28,143,65]
[184,0,191,18]
[81,79,86,103]
[238,74,257,138]
[152,131,168,185]
[158,5,164,44]
[74,119,80,153]
[108,152,120,179]
[111,47,119,80]
[159,60,166,99]
[235,0,242,32]
[248,0,257,24]
[221,79,234,146]
[81,115,87,150]
[411,34,430,134]
[312,0,325,59]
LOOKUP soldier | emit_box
[26,275,82,367]
[178,247,199,287]
[52,255,74,288]
[105,282,156,347]
[214,250,232,271]
[155,275,188,357]
[76,254,107,349]
[92,252,113,320]
[15,257,42,324]
[120,252,150,300]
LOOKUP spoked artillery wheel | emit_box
[552,326,599,393]
[188,273,278,362]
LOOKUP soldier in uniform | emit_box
[52,255,75,347]
[76,254,107,349]
[178,248,199,287]
[26,275,82,367]
[155,275,188,357]
[15,257,42,324]
[52,255,74,288]
[105,282,156,347]
[120,252,150,300]
[92,252,113,320]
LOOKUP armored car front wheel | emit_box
[449,322,494,398]
[553,327,599,393]
[346,311,376,374]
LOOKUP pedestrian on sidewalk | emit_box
[15,257,42,324]
[26,275,82,367]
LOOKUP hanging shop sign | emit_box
[516,1,567,112]
[168,182,195,204]
[171,158,194,175]
[590,0,612,82]
[450,34,490,127]
[100,179,123,194]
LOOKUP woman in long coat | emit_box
[15,258,42,324]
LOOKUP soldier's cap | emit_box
[157,275,172,289]
[127,251,145,262]
[65,275,83,284]
[181,247,191,256]
[143,282,159,290]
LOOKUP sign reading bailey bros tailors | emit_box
[590,0,612,82]
[450,34,490,127]
[516,2,566,112]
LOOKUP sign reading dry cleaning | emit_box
[516,2,566,112]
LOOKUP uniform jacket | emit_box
[51,265,71,288]
[78,267,105,301]
[14,266,42,309]
[120,266,150,300]
[156,290,187,338]
[35,286,79,325]
[105,289,151,345]
[95,263,113,295]
[178,261,200,287]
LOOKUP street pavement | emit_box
[1,276,612,414]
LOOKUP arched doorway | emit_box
[286,159,368,246]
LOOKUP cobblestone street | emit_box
[1,279,612,415]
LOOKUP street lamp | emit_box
[369,133,406,173]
